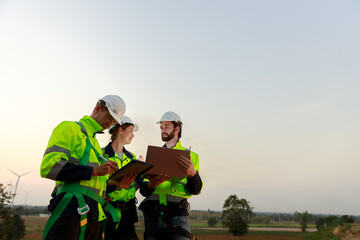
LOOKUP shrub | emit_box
[208,217,218,227]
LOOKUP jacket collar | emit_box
[104,142,134,159]
[162,140,182,149]
[79,115,103,137]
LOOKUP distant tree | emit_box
[315,215,354,232]
[250,215,270,225]
[1,214,25,240]
[221,195,255,236]
[0,183,26,240]
[340,215,355,224]
[316,216,339,231]
[208,217,218,227]
[295,211,312,232]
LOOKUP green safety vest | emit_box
[105,149,138,202]
[41,118,119,240]
[144,140,201,206]
[103,147,140,221]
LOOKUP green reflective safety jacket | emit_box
[40,115,107,221]
[103,146,139,203]
[143,140,201,205]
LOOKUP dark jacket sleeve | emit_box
[140,181,155,198]
[186,171,202,195]
[55,162,93,181]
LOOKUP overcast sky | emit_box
[1,0,360,215]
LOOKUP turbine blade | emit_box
[20,170,34,176]
[7,168,19,176]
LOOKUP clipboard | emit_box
[109,159,154,181]
[145,145,190,178]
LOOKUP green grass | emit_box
[250,223,316,228]
[191,228,229,235]
[191,229,313,238]
[190,219,316,229]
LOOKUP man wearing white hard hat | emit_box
[102,116,143,240]
[41,95,126,240]
[140,111,203,240]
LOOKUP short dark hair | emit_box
[172,121,182,139]
[97,100,107,111]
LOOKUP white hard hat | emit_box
[157,111,182,125]
[99,95,126,124]
[120,116,139,132]
[109,116,138,133]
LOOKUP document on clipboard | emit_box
[145,145,190,178]
[109,159,154,181]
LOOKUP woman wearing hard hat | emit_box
[102,116,143,240]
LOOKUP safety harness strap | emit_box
[73,192,88,240]
[58,183,120,222]
[42,192,73,240]
[42,122,117,240]
[77,122,105,165]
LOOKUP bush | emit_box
[0,183,26,240]
[0,214,25,240]
[208,217,218,227]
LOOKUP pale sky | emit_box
[1,0,360,215]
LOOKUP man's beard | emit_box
[162,129,176,142]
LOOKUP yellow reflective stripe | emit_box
[80,218,87,227]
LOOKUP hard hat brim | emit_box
[109,111,122,125]
[133,124,139,132]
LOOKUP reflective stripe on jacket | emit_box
[103,143,139,203]
[40,115,107,220]
[144,140,201,204]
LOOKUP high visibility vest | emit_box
[143,140,201,205]
[104,148,139,203]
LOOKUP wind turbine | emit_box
[8,168,33,208]
[23,190,31,205]
[8,178,13,194]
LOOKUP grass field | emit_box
[21,215,313,240]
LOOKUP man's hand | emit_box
[148,174,170,189]
[92,160,118,176]
[138,155,144,161]
[177,155,196,178]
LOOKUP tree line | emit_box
[2,182,359,239]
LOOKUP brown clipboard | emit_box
[109,159,153,181]
[145,145,190,178]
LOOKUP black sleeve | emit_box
[139,181,155,198]
[55,162,93,181]
[134,176,144,186]
[106,184,116,194]
[186,171,202,195]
